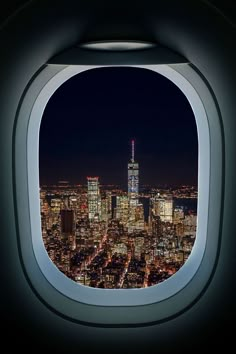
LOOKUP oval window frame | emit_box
[14,63,223,324]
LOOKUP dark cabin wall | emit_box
[0,1,235,353]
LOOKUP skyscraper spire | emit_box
[128,139,141,231]
[128,139,139,202]
[131,139,135,163]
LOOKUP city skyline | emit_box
[39,66,198,186]
[40,138,197,289]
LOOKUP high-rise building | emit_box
[51,198,61,213]
[61,209,74,233]
[128,140,139,204]
[101,194,111,223]
[87,177,101,221]
[115,195,129,224]
[127,140,145,231]
[163,196,173,223]
[128,140,139,222]
[151,194,173,223]
[173,207,184,224]
[152,215,162,238]
[77,192,88,219]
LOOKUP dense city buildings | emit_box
[40,142,197,289]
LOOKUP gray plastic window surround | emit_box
[14,63,222,324]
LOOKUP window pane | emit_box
[39,67,198,289]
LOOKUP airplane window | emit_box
[39,66,198,289]
[15,61,220,314]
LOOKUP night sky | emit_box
[39,66,198,187]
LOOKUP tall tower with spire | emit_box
[128,139,139,212]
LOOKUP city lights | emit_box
[40,142,197,289]
[39,66,198,289]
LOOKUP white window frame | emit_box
[14,63,222,324]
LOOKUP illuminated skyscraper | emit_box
[162,196,173,223]
[51,198,61,213]
[115,195,129,224]
[127,140,144,231]
[151,194,173,223]
[128,139,139,208]
[87,177,101,221]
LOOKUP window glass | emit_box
[39,67,198,289]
